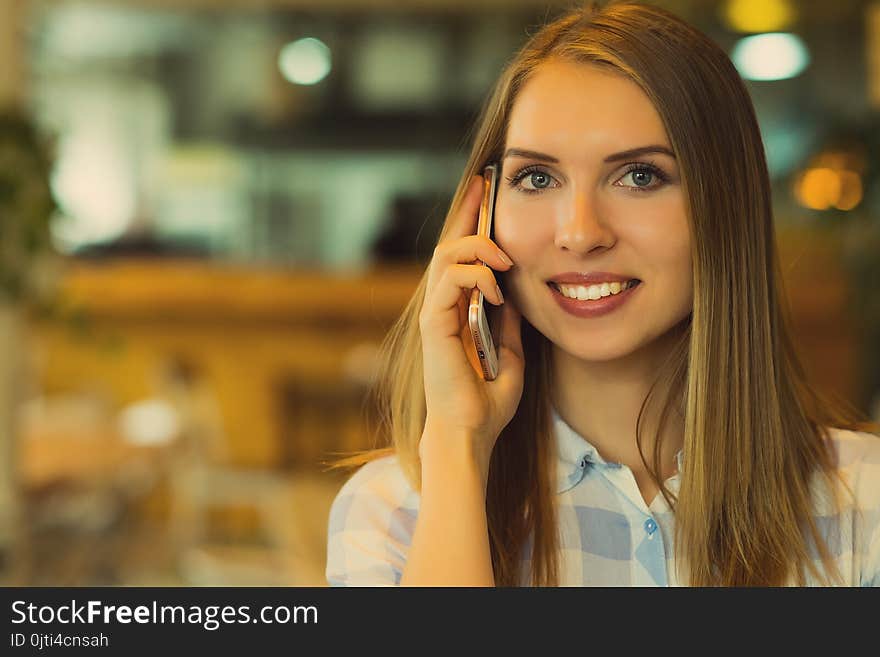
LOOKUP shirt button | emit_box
[579,457,588,469]
[644,519,657,535]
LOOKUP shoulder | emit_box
[329,454,419,521]
[823,426,880,586]
[824,426,880,500]
[325,454,420,586]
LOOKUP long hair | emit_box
[325,0,879,586]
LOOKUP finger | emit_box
[427,232,511,295]
[434,263,502,309]
[444,175,485,241]
[422,264,502,333]
[433,234,514,271]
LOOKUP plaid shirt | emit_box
[326,409,880,586]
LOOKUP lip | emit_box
[547,271,638,285]
[547,280,641,319]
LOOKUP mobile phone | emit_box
[468,164,500,381]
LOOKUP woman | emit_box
[324,0,880,586]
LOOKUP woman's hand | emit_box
[418,175,526,473]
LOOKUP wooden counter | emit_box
[29,259,425,469]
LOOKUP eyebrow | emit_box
[503,145,676,163]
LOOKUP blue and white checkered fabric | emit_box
[326,409,880,586]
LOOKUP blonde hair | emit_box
[325,0,879,586]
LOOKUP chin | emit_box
[551,316,690,365]
[555,334,648,363]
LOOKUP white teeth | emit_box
[553,280,637,300]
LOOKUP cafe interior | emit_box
[0,0,879,586]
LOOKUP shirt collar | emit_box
[553,406,685,494]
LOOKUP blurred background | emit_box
[0,0,878,586]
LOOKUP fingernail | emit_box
[497,249,514,266]
[496,285,504,304]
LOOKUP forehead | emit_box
[506,59,669,154]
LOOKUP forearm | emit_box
[400,428,495,586]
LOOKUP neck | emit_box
[550,321,688,481]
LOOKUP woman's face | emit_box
[494,59,693,363]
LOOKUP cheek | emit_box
[627,201,691,273]
[493,197,553,261]
[632,209,693,308]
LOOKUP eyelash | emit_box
[504,162,670,195]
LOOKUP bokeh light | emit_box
[722,0,797,33]
[731,32,810,81]
[277,37,332,86]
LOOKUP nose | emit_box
[554,188,615,254]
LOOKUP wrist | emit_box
[420,420,491,490]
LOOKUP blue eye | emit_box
[504,165,559,195]
[527,171,552,188]
[618,165,668,191]
[627,170,653,186]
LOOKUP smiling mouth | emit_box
[548,279,641,301]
